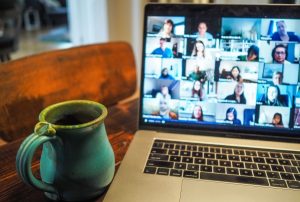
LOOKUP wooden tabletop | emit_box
[0,98,139,202]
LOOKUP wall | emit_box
[68,0,109,45]
[107,0,148,88]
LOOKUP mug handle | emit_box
[16,122,60,194]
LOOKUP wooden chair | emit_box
[0,42,137,142]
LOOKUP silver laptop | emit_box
[104,4,300,202]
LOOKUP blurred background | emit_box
[0,0,299,71]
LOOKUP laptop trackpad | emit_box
[180,179,296,202]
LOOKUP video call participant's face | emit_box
[162,68,168,76]
[235,83,244,95]
[196,41,204,52]
[248,51,258,61]
[274,47,286,64]
[193,106,202,119]
[276,21,287,35]
[273,73,283,85]
[267,86,279,102]
[231,67,240,79]
[227,112,234,121]
[273,114,281,125]
[198,22,208,36]
[159,99,169,115]
[163,22,173,35]
[194,65,200,72]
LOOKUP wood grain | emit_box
[0,98,139,202]
[0,42,137,141]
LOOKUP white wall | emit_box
[68,0,109,45]
[107,0,147,87]
[68,0,147,89]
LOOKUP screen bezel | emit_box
[139,3,300,142]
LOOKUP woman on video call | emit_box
[262,85,287,106]
[225,82,247,104]
[192,105,204,121]
[224,107,241,125]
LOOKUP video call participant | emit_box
[272,71,283,85]
[271,44,291,64]
[191,105,204,121]
[159,68,175,80]
[194,22,213,40]
[225,82,247,104]
[224,107,241,125]
[191,80,205,101]
[262,85,287,106]
[272,112,284,127]
[238,45,259,62]
[191,40,206,59]
[156,85,171,100]
[151,38,173,58]
[294,108,300,126]
[229,66,242,82]
[172,43,183,58]
[188,64,207,82]
[158,19,174,41]
[152,98,177,119]
[271,20,300,42]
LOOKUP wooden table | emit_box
[0,98,139,202]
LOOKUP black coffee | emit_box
[53,112,97,125]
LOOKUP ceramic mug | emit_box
[16,100,115,201]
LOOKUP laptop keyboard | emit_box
[143,139,300,189]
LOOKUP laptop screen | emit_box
[140,4,300,139]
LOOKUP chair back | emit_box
[0,42,137,141]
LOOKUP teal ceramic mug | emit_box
[16,100,115,201]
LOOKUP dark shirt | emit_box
[271,32,300,42]
[225,94,246,104]
[225,118,242,125]
[263,98,287,107]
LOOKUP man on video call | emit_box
[151,38,173,58]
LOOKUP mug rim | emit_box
[39,100,108,129]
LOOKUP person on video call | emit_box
[271,44,291,64]
[158,19,174,40]
[156,85,171,100]
[238,45,259,62]
[152,98,177,119]
[225,82,247,104]
[227,66,243,82]
[192,105,204,121]
[294,108,300,126]
[191,40,208,59]
[271,20,300,42]
[172,43,183,58]
[224,107,241,125]
[188,64,207,82]
[192,80,205,101]
[195,22,213,40]
[159,68,175,80]
[262,85,287,106]
[272,71,283,85]
[151,38,173,58]
[271,112,284,127]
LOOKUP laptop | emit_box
[104,3,300,202]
